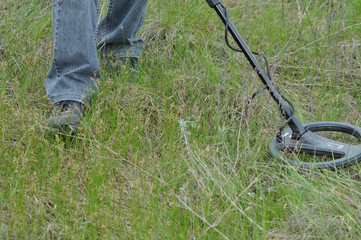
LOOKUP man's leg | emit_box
[46,0,100,130]
[97,0,148,59]
[46,0,100,105]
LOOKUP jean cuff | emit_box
[98,42,144,59]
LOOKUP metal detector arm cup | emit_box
[205,0,220,8]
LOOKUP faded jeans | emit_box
[45,0,148,104]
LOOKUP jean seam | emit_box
[106,0,113,40]
[96,0,112,47]
[53,0,61,79]
[94,0,100,43]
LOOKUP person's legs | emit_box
[45,0,100,105]
[46,0,148,130]
[97,0,148,59]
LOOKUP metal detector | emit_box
[205,0,361,169]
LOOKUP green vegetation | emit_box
[1,0,360,239]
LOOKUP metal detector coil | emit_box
[270,122,361,169]
[205,0,361,169]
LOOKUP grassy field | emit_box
[1,0,360,239]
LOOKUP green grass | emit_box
[1,0,361,239]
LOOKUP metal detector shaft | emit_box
[206,0,306,137]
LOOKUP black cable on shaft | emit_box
[220,4,295,138]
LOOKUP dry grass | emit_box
[0,0,360,239]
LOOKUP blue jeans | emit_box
[45,0,148,104]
